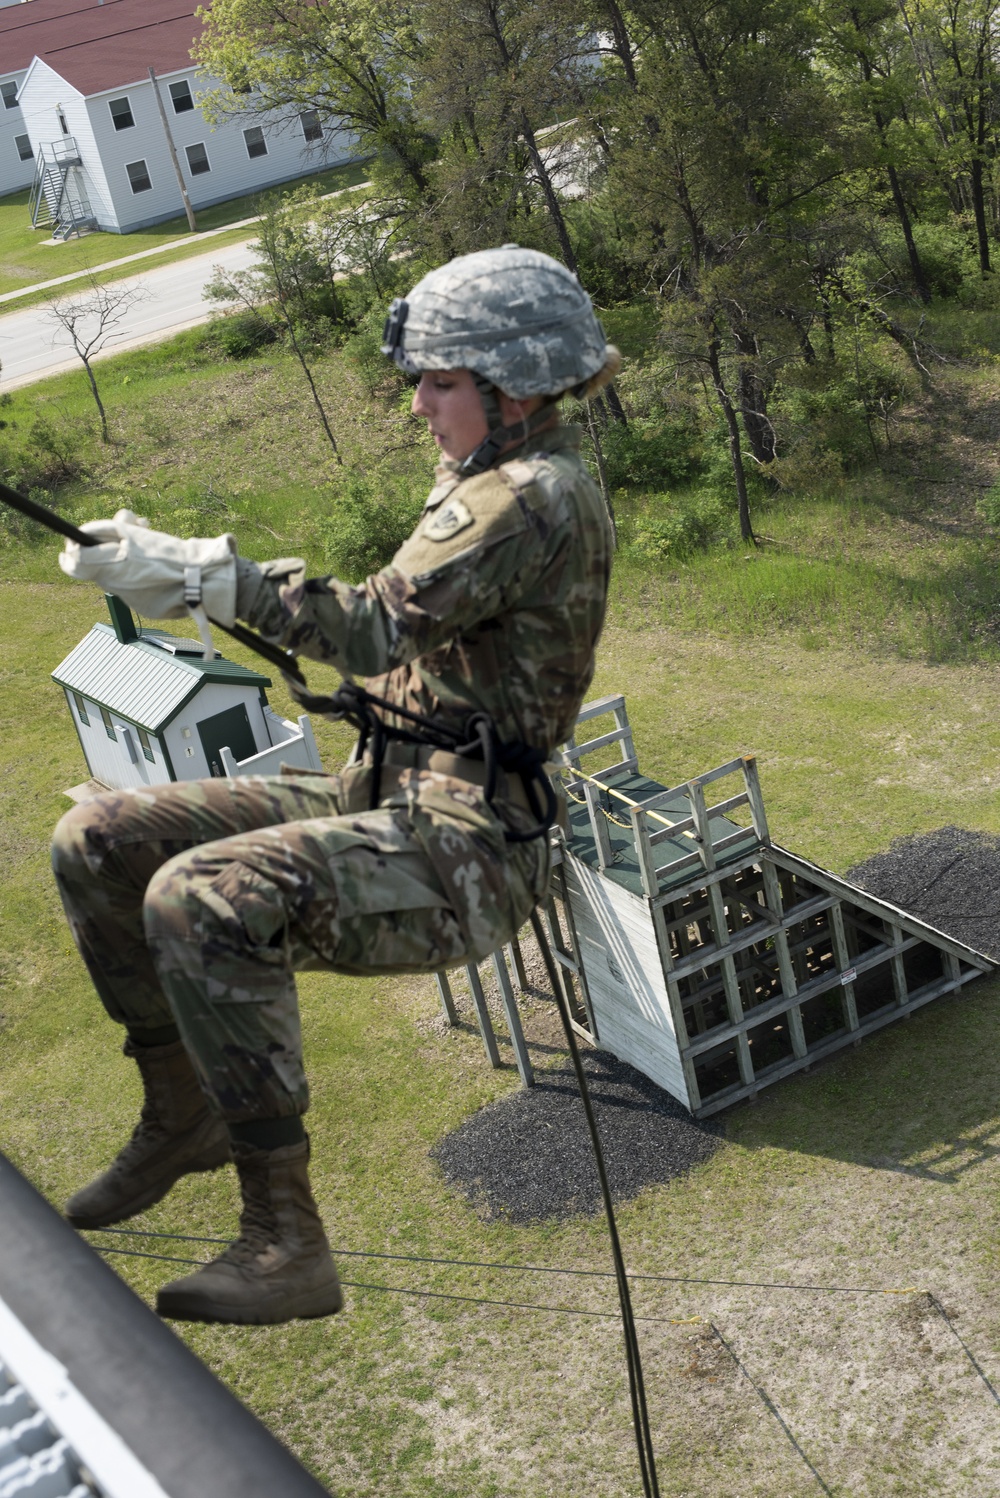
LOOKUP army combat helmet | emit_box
[382,245,620,474]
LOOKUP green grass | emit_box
[5,324,1000,1493]
[0,159,370,302]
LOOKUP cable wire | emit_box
[85,1226,921,1296]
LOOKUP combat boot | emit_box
[65,1037,231,1229]
[155,1138,343,1325]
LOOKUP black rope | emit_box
[529,906,660,1498]
[710,1323,834,1495]
[86,1226,923,1296]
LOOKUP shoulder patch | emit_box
[423,496,474,542]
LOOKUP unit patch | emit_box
[424,497,474,543]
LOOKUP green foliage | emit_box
[601,415,702,490]
[627,487,732,561]
[208,310,279,361]
[314,468,423,582]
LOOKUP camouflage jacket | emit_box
[242,425,612,754]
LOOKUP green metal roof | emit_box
[51,622,271,733]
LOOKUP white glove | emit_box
[59,510,238,627]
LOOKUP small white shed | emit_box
[52,595,322,792]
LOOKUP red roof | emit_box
[0,0,204,94]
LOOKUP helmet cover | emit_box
[381,245,609,399]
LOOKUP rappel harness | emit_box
[285,676,558,842]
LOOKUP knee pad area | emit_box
[143,855,289,952]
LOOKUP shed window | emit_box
[99,707,116,741]
[72,692,89,726]
[14,134,32,162]
[300,110,322,142]
[126,159,152,194]
[169,79,194,113]
[109,96,135,131]
[137,728,155,763]
[185,141,210,176]
[243,126,267,159]
[1,82,18,110]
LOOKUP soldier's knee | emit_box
[143,854,287,951]
[51,800,100,880]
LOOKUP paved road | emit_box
[0,238,260,391]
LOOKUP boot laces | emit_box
[219,1162,280,1266]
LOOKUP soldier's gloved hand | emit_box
[59,509,238,625]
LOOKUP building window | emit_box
[99,707,116,741]
[72,692,89,726]
[137,728,155,763]
[126,159,152,194]
[57,110,69,136]
[169,79,194,113]
[243,126,267,159]
[14,134,32,162]
[300,110,322,143]
[109,96,135,131]
[1,81,18,110]
[185,141,210,176]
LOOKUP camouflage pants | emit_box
[51,765,548,1121]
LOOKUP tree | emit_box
[46,277,147,443]
[193,0,435,200]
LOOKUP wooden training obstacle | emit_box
[552,696,995,1116]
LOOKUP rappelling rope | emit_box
[529,904,661,1498]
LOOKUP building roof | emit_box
[52,622,270,732]
[0,0,202,94]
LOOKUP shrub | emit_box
[209,311,278,361]
[601,415,701,490]
[314,469,423,582]
[628,488,731,561]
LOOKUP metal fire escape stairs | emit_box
[28,139,96,240]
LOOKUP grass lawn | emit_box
[3,330,1000,1494]
[0,159,370,303]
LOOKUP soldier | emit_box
[54,245,620,1326]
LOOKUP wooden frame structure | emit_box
[553,696,995,1117]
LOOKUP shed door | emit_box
[197,703,256,777]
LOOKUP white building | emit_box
[0,0,352,233]
[52,595,322,792]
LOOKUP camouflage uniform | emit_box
[52,424,612,1123]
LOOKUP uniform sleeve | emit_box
[239,463,570,677]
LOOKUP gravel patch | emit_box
[847,825,1000,960]
[433,1049,724,1222]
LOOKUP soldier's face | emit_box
[412,369,488,462]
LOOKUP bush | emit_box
[314,469,423,582]
[628,488,731,561]
[601,415,701,490]
[209,311,278,361]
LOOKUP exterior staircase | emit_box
[28,138,96,239]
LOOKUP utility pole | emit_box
[148,65,196,233]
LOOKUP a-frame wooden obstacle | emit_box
[439,696,996,1118]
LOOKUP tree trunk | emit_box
[886,162,932,302]
[604,381,628,426]
[83,357,109,444]
[521,115,578,275]
[587,401,617,547]
[707,339,755,545]
[971,155,992,275]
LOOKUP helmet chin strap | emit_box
[460,377,556,476]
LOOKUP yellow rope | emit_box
[563,764,698,839]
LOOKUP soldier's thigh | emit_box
[53,773,349,887]
[144,806,487,975]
